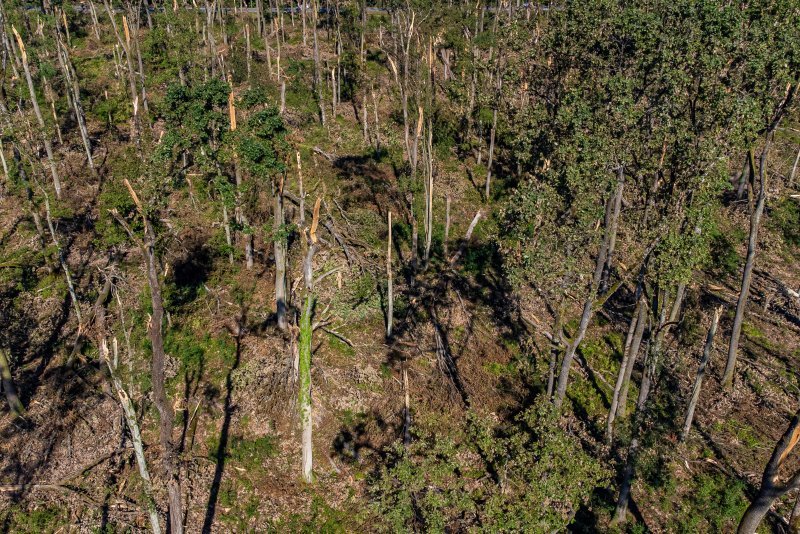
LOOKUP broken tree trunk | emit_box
[12,26,62,198]
[299,197,321,483]
[738,407,800,533]
[274,176,288,332]
[123,179,183,534]
[102,337,161,534]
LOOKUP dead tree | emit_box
[680,306,723,442]
[12,26,62,198]
[101,336,161,533]
[387,210,394,338]
[299,197,321,482]
[738,407,800,533]
[119,179,183,534]
[274,174,288,331]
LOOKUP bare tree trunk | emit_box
[102,338,162,534]
[602,176,625,290]
[245,22,252,80]
[789,146,800,187]
[299,198,321,483]
[387,210,393,339]
[0,349,23,416]
[723,138,771,388]
[484,107,497,201]
[102,0,141,143]
[606,277,644,443]
[43,193,82,325]
[443,194,450,257]
[554,173,623,409]
[312,0,326,125]
[42,76,63,146]
[681,306,722,442]
[123,180,183,534]
[402,364,411,446]
[614,291,668,525]
[12,27,62,198]
[615,295,647,419]
[423,124,433,265]
[54,26,97,178]
[738,407,800,534]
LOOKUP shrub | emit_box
[369,402,609,532]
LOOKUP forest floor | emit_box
[1,13,800,534]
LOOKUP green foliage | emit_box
[769,197,800,249]
[208,436,280,472]
[237,107,287,180]
[273,495,352,533]
[0,505,67,533]
[664,472,748,533]
[164,328,235,387]
[370,402,609,532]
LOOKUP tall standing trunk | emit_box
[554,172,623,409]
[43,193,82,324]
[680,306,722,442]
[423,124,433,265]
[723,138,771,388]
[601,170,625,291]
[615,295,648,419]
[311,0,326,125]
[299,198,321,483]
[124,180,183,534]
[12,26,62,198]
[102,0,141,143]
[54,26,97,179]
[484,107,497,201]
[613,294,667,525]
[387,210,393,339]
[443,194,450,257]
[606,275,645,443]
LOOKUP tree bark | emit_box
[386,210,393,339]
[606,277,644,443]
[680,306,722,442]
[123,180,183,534]
[102,338,161,534]
[484,107,497,201]
[738,407,800,533]
[723,138,771,388]
[0,349,23,416]
[554,173,623,409]
[12,26,62,198]
[54,26,97,179]
[299,198,321,483]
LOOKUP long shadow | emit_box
[201,311,245,534]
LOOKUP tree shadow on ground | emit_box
[201,308,246,534]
